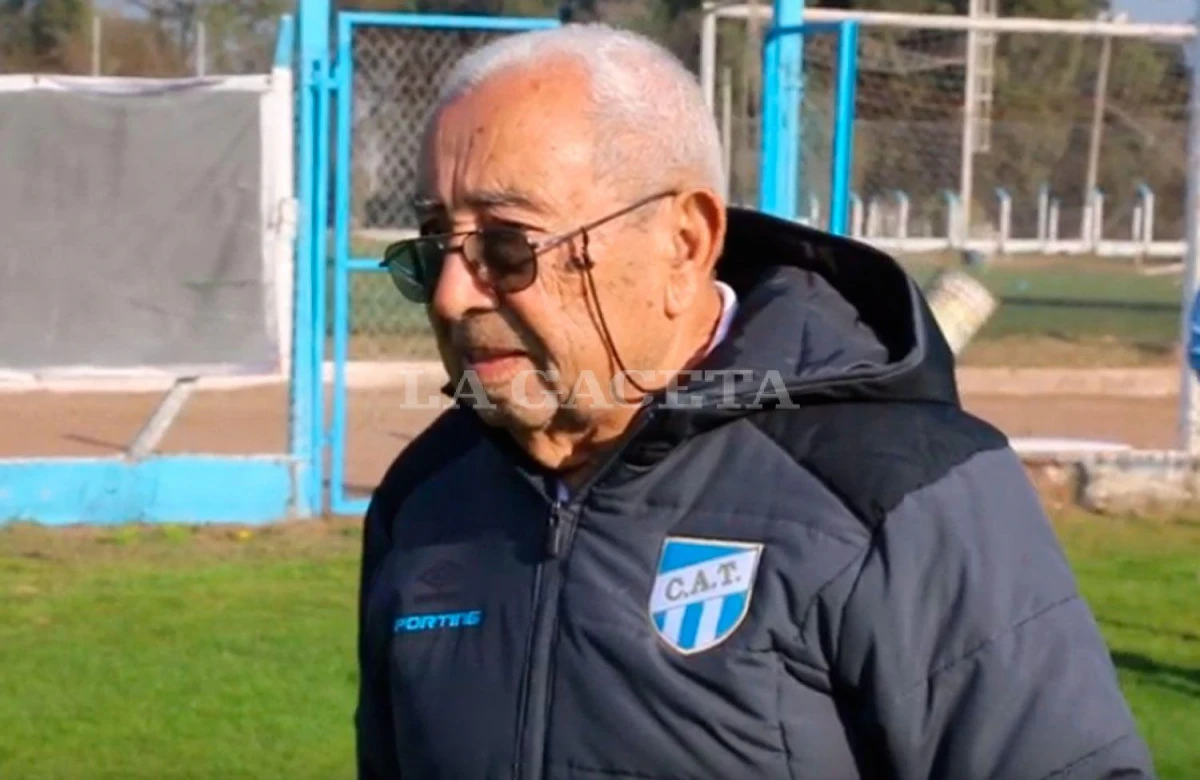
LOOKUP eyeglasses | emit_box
[379,190,677,304]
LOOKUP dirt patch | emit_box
[0,384,443,498]
[957,367,1176,397]
[0,368,1184,501]
[0,387,289,457]
[962,394,1178,450]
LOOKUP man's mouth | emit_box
[462,348,528,384]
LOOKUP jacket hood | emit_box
[667,207,960,417]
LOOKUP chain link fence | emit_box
[846,27,1189,249]
[351,26,513,231]
[345,26,513,364]
[710,12,1190,245]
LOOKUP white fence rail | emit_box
[800,183,1182,258]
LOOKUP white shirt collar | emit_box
[707,280,739,356]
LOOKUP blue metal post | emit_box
[312,43,332,515]
[273,15,294,69]
[827,20,858,235]
[330,14,355,514]
[759,0,804,218]
[296,0,331,514]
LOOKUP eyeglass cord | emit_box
[578,231,658,398]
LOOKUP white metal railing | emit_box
[794,185,1185,259]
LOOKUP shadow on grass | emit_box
[1112,650,1200,699]
[1101,618,1200,644]
[1000,296,1179,314]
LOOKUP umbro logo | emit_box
[414,559,464,604]
[418,559,462,591]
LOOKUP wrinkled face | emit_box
[416,61,678,438]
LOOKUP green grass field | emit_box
[901,255,1184,367]
[342,235,1187,366]
[1,514,1197,778]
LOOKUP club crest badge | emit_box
[649,536,763,655]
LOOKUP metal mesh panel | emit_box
[846,28,1189,249]
[344,25,514,369]
[351,26,509,230]
[714,16,764,208]
[796,35,838,228]
[714,16,1190,251]
[848,26,967,240]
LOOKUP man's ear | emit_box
[665,188,726,319]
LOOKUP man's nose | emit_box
[430,250,496,320]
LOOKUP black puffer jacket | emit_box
[355,209,1153,779]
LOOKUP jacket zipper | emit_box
[510,533,543,779]
[545,500,567,558]
[512,499,569,780]
[513,409,657,780]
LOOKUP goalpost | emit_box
[703,3,1200,457]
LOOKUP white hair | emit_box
[434,23,725,196]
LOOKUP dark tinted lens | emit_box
[382,239,443,303]
[467,230,537,294]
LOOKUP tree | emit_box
[0,0,89,72]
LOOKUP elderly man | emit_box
[356,23,1152,780]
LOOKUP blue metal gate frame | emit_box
[326,13,561,517]
[315,6,854,517]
